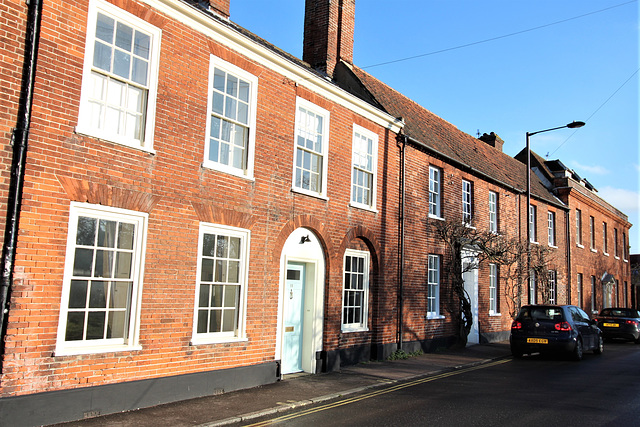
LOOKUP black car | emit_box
[510,304,603,361]
[594,308,640,344]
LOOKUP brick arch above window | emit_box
[191,202,255,230]
[337,225,381,275]
[57,175,161,213]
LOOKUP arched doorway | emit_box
[277,227,325,375]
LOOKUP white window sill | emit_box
[549,244,558,249]
[190,336,248,346]
[614,256,620,260]
[576,244,584,249]
[201,161,255,182]
[75,126,156,155]
[291,187,329,201]
[341,326,369,333]
[489,312,502,317]
[426,314,445,320]
[530,241,539,245]
[53,344,143,357]
[591,248,598,253]
[603,252,609,257]
[429,214,445,221]
[624,258,628,263]
[349,202,378,214]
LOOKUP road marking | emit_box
[247,358,511,425]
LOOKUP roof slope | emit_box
[344,64,563,208]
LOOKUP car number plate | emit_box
[526,338,548,344]
[603,323,619,327]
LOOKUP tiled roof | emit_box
[347,64,564,208]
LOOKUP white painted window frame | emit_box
[427,254,442,318]
[349,125,378,212]
[203,56,258,179]
[429,166,442,219]
[55,202,148,356]
[76,0,161,152]
[341,249,370,332]
[488,191,498,233]
[291,97,330,199]
[191,222,250,345]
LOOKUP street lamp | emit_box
[525,121,585,303]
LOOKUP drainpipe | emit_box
[565,210,572,304]
[395,131,406,350]
[0,0,43,370]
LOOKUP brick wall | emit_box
[0,0,400,397]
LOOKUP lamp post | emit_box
[525,121,585,304]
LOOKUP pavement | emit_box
[53,341,512,426]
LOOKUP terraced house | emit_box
[0,0,631,425]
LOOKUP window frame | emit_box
[462,180,473,225]
[203,56,258,179]
[349,125,378,211]
[76,0,161,152]
[429,166,442,219]
[547,211,556,247]
[489,263,499,315]
[291,97,330,199]
[488,191,498,233]
[577,273,583,309]
[341,249,370,332]
[55,202,148,356]
[529,205,537,243]
[590,216,596,251]
[548,270,557,304]
[427,254,442,318]
[191,223,250,345]
[614,228,619,258]
[575,209,582,246]
[603,221,608,255]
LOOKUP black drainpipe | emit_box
[0,0,43,371]
[395,131,406,350]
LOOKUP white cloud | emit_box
[598,186,640,214]
[569,160,609,176]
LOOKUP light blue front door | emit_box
[282,263,305,374]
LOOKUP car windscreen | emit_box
[604,309,640,318]
[518,306,565,321]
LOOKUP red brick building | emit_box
[0,0,632,424]
[516,151,633,313]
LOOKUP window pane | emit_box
[114,252,132,279]
[113,49,131,79]
[110,281,131,308]
[73,248,94,277]
[115,22,133,51]
[76,217,97,246]
[93,41,112,72]
[65,312,85,341]
[209,310,222,333]
[133,31,150,59]
[212,285,223,307]
[224,285,238,307]
[201,258,214,282]
[98,219,117,248]
[94,249,114,278]
[131,57,148,85]
[86,312,106,340]
[89,281,108,308]
[197,310,208,333]
[69,280,89,309]
[222,310,235,332]
[213,68,225,92]
[203,233,216,257]
[118,222,135,250]
[107,311,126,339]
[96,13,114,43]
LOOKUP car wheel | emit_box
[594,336,604,355]
[572,339,583,361]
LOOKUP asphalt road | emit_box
[245,341,640,426]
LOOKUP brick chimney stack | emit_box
[303,0,355,77]
[479,132,505,152]
[209,0,230,18]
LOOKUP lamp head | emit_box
[566,121,585,129]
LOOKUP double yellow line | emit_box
[248,358,511,425]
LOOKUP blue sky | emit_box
[231,0,640,254]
